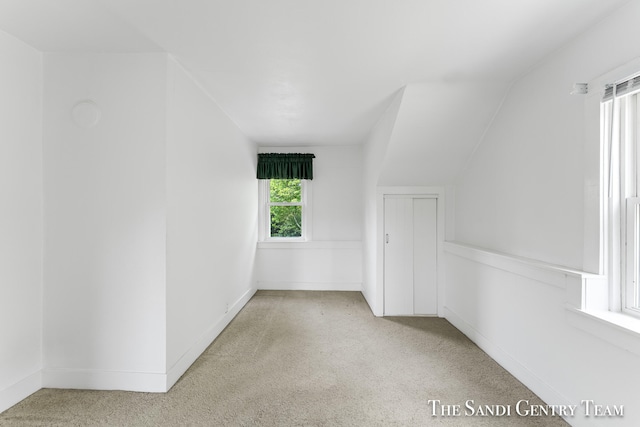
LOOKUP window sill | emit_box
[257,241,361,250]
[566,306,640,357]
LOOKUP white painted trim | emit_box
[444,241,598,289]
[258,178,313,243]
[361,286,382,317]
[566,306,640,357]
[583,57,640,296]
[0,370,42,414]
[257,282,362,291]
[445,241,640,363]
[165,286,257,390]
[42,368,167,393]
[257,179,269,241]
[444,307,572,417]
[588,57,640,101]
[42,287,257,394]
[257,241,361,250]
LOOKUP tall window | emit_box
[257,153,315,241]
[268,179,304,238]
[603,74,640,316]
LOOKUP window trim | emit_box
[625,197,640,315]
[620,90,640,316]
[602,76,640,318]
[258,179,312,242]
[566,57,640,353]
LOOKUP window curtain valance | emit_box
[257,153,316,180]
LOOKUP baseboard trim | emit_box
[257,282,361,291]
[43,289,257,394]
[360,286,382,317]
[0,370,42,414]
[166,286,257,390]
[444,306,570,409]
[42,368,167,392]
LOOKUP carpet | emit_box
[0,290,568,426]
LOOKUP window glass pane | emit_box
[270,179,301,203]
[634,204,640,308]
[270,205,302,237]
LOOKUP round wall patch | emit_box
[71,100,101,128]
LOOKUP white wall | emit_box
[448,1,640,425]
[0,30,43,413]
[361,89,403,314]
[42,53,168,390]
[453,6,640,270]
[39,53,258,394]
[378,82,508,186]
[256,242,362,291]
[165,58,257,382]
[256,145,362,290]
[309,145,363,241]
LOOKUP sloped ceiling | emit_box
[0,0,630,153]
[378,81,509,186]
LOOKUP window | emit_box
[565,62,640,354]
[259,179,311,241]
[602,73,640,316]
[256,152,315,242]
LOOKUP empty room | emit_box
[1,0,640,425]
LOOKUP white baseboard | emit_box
[360,286,382,317]
[166,287,257,390]
[444,306,570,409]
[257,281,361,291]
[42,368,167,392]
[42,288,257,394]
[0,370,42,414]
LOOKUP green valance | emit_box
[257,153,316,180]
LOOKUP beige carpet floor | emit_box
[0,291,568,426]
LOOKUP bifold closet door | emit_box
[384,196,437,316]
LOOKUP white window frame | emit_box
[626,197,640,313]
[601,70,640,318]
[566,58,640,355]
[258,179,312,242]
[620,89,640,316]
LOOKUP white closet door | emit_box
[384,196,437,316]
[384,197,414,315]
[413,198,437,315]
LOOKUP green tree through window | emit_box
[269,179,302,237]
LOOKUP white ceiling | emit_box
[0,0,630,146]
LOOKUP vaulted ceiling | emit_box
[0,0,630,147]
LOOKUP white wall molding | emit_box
[445,241,640,426]
[166,287,257,389]
[42,368,167,393]
[445,240,610,313]
[257,241,361,250]
[566,306,640,357]
[444,307,572,411]
[444,241,599,290]
[0,370,41,414]
[256,242,362,293]
[257,282,361,291]
[42,287,258,394]
[445,240,640,341]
